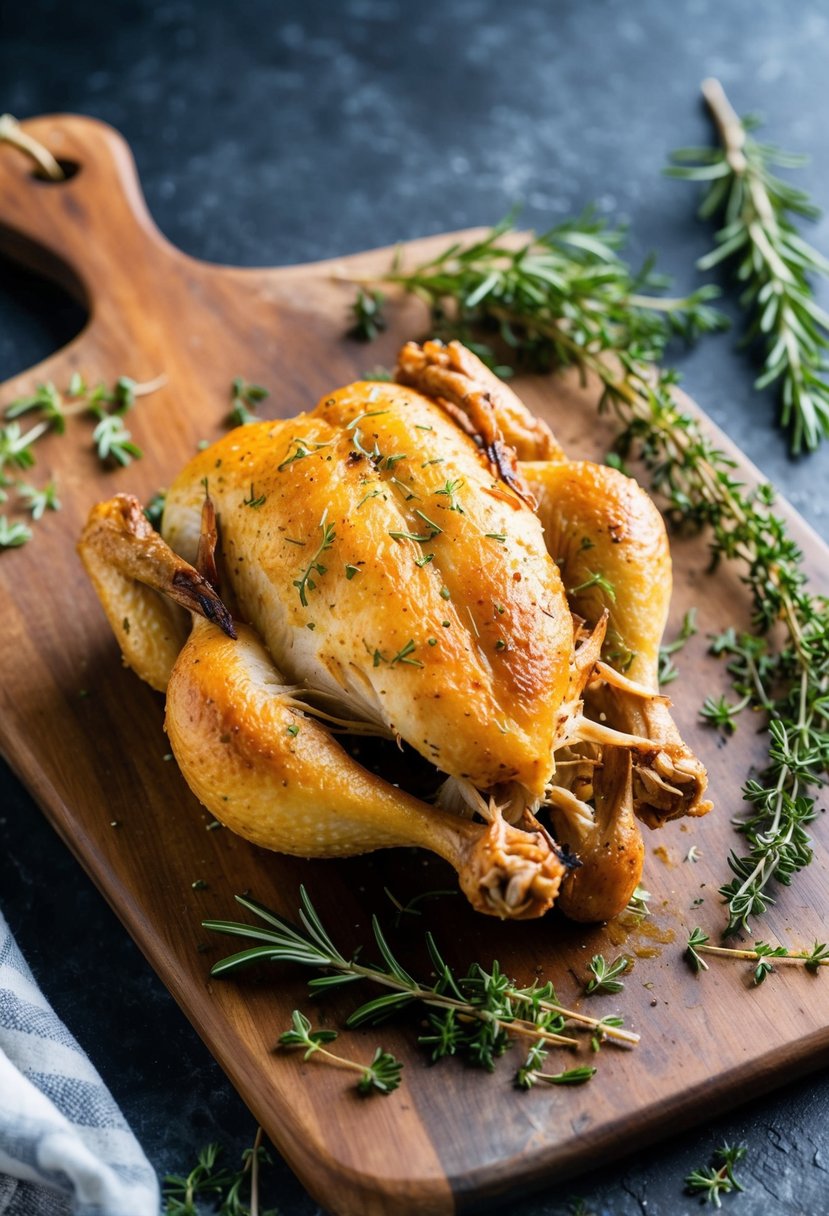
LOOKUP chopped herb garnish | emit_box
[485,532,506,542]
[570,570,617,603]
[277,442,310,471]
[390,639,423,667]
[434,478,465,513]
[352,427,382,463]
[347,409,390,431]
[293,510,336,607]
[357,488,383,509]
[389,528,435,543]
[243,483,266,508]
[390,476,419,501]
[414,509,443,537]
[345,564,361,580]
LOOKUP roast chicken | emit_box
[78,340,710,921]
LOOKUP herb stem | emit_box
[340,959,579,1047]
[695,942,828,966]
[504,988,639,1045]
[700,77,748,175]
[249,1125,262,1216]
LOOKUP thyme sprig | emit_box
[584,954,630,996]
[658,608,698,687]
[355,212,828,938]
[203,889,638,1085]
[163,1129,278,1216]
[279,1009,402,1095]
[686,926,828,985]
[669,78,829,453]
[685,1142,747,1208]
[356,210,726,375]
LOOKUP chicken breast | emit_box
[162,381,574,796]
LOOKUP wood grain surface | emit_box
[1,115,828,1216]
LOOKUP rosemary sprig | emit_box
[279,1009,402,1095]
[357,213,828,938]
[669,78,829,453]
[685,926,828,985]
[685,1142,747,1208]
[203,889,638,1084]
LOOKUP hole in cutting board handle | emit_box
[31,159,81,183]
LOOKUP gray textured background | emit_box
[1,1,828,1213]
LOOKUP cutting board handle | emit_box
[0,114,187,325]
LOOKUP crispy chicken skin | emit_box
[78,340,710,922]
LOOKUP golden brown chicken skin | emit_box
[161,383,573,797]
[78,340,710,923]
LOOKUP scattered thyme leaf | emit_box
[584,954,629,995]
[685,1141,747,1207]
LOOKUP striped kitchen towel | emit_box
[0,910,160,1215]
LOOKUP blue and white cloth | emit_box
[0,911,160,1215]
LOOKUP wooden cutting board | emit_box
[2,115,828,1216]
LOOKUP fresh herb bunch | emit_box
[204,888,638,1089]
[365,211,726,376]
[668,78,829,454]
[685,1142,747,1208]
[353,210,829,939]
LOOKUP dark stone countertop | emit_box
[1,2,828,1213]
